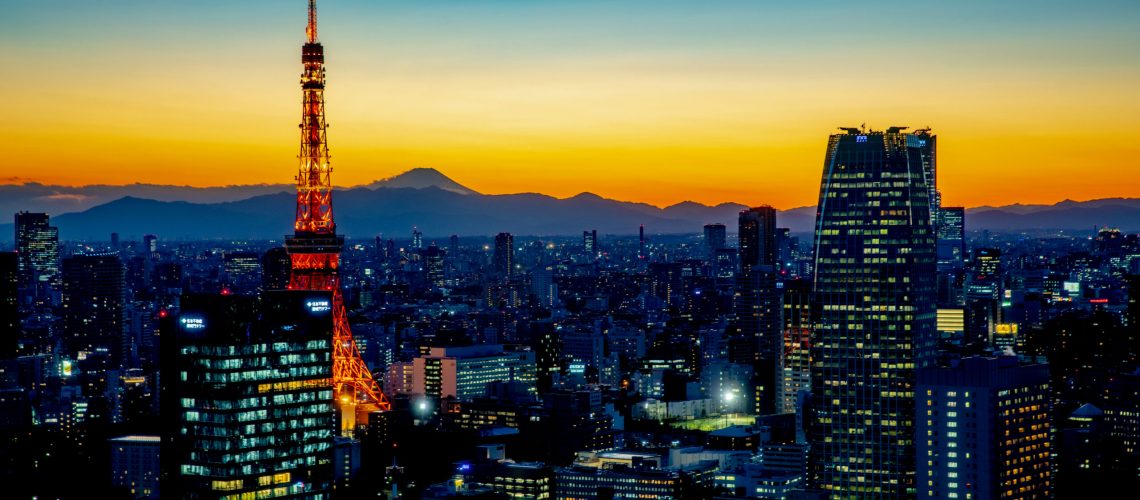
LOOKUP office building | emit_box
[412,227,424,250]
[494,233,514,278]
[142,234,158,256]
[779,279,811,415]
[223,251,262,295]
[14,211,60,292]
[424,243,446,288]
[913,128,939,224]
[704,223,727,257]
[736,206,781,415]
[554,461,713,500]
[161,291,335,498]
[966,248,1002,346]
[62,254,126,363]
[808,127,938,496]
[1,252,17,358]
[412,345,536,401]
[583,229,598,255]
[917,357,1051,499]
[936,207,965,272]
[261,247,292,291]
[110,435,161,498]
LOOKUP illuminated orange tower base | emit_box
[287,1,389,435]
[287,236,390,434]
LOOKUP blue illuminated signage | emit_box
[306,298,332,314]
[180,316,206,330]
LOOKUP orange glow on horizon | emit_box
[3,3,1138,211]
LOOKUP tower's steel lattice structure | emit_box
[286,0,390,431]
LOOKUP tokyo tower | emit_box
[285,0,390,433]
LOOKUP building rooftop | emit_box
[109,435,161,444]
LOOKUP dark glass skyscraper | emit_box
[809,127,938,497]
[494,232,514,278]
[62,254,126,364]
[583,229,598,255]
[936,206,965,272]
[0,252,17,359]
[738,208,776,278]
[736,206,780,414]
[424,243,445,288]
[161,291,335,498]
[704,223,727,257]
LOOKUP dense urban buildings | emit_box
[3,2,1138,498]
[3,125,1137,498]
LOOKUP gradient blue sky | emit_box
[2,0,1138,208]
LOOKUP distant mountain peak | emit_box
[367,167,477,195]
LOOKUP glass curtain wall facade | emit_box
[162,291,336,499]
[808,127,938,497]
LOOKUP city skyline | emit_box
[4,2,1139,497]
[3,1,1140,209]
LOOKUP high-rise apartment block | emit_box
[917,357,1052,499]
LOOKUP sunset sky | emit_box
[2,0,1138,209]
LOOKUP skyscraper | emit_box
[0,252,17,358]
[142,234,158,256]
[583,229,598,255]
[222,251,262,295]
[449,234,460,257]
[779,279,812,415]
[639,224,645,260]
[736,206,780,415]
[412,227,423,250]
[62,253,126,364]
[704,223,727,257]
[261,247,292,291]
[809,127,938,497]
[913,128,939,225]
[423,243,445,288]
[738,207,776,278]
[494,232,514,278]
[161,291,335,497]
[965,248,1001,346]
[14,212,60,293]
[936,207,965,272]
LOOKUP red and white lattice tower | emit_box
[285,0,390,432]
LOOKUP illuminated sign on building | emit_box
[994,323,1019,335]
[306,299,332,314]
[180,316,206,330]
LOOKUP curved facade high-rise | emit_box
[808,127,938,497]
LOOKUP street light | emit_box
[722,390,738,427]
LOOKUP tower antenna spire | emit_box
[307,0,318,43]
[287,0,390,435]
